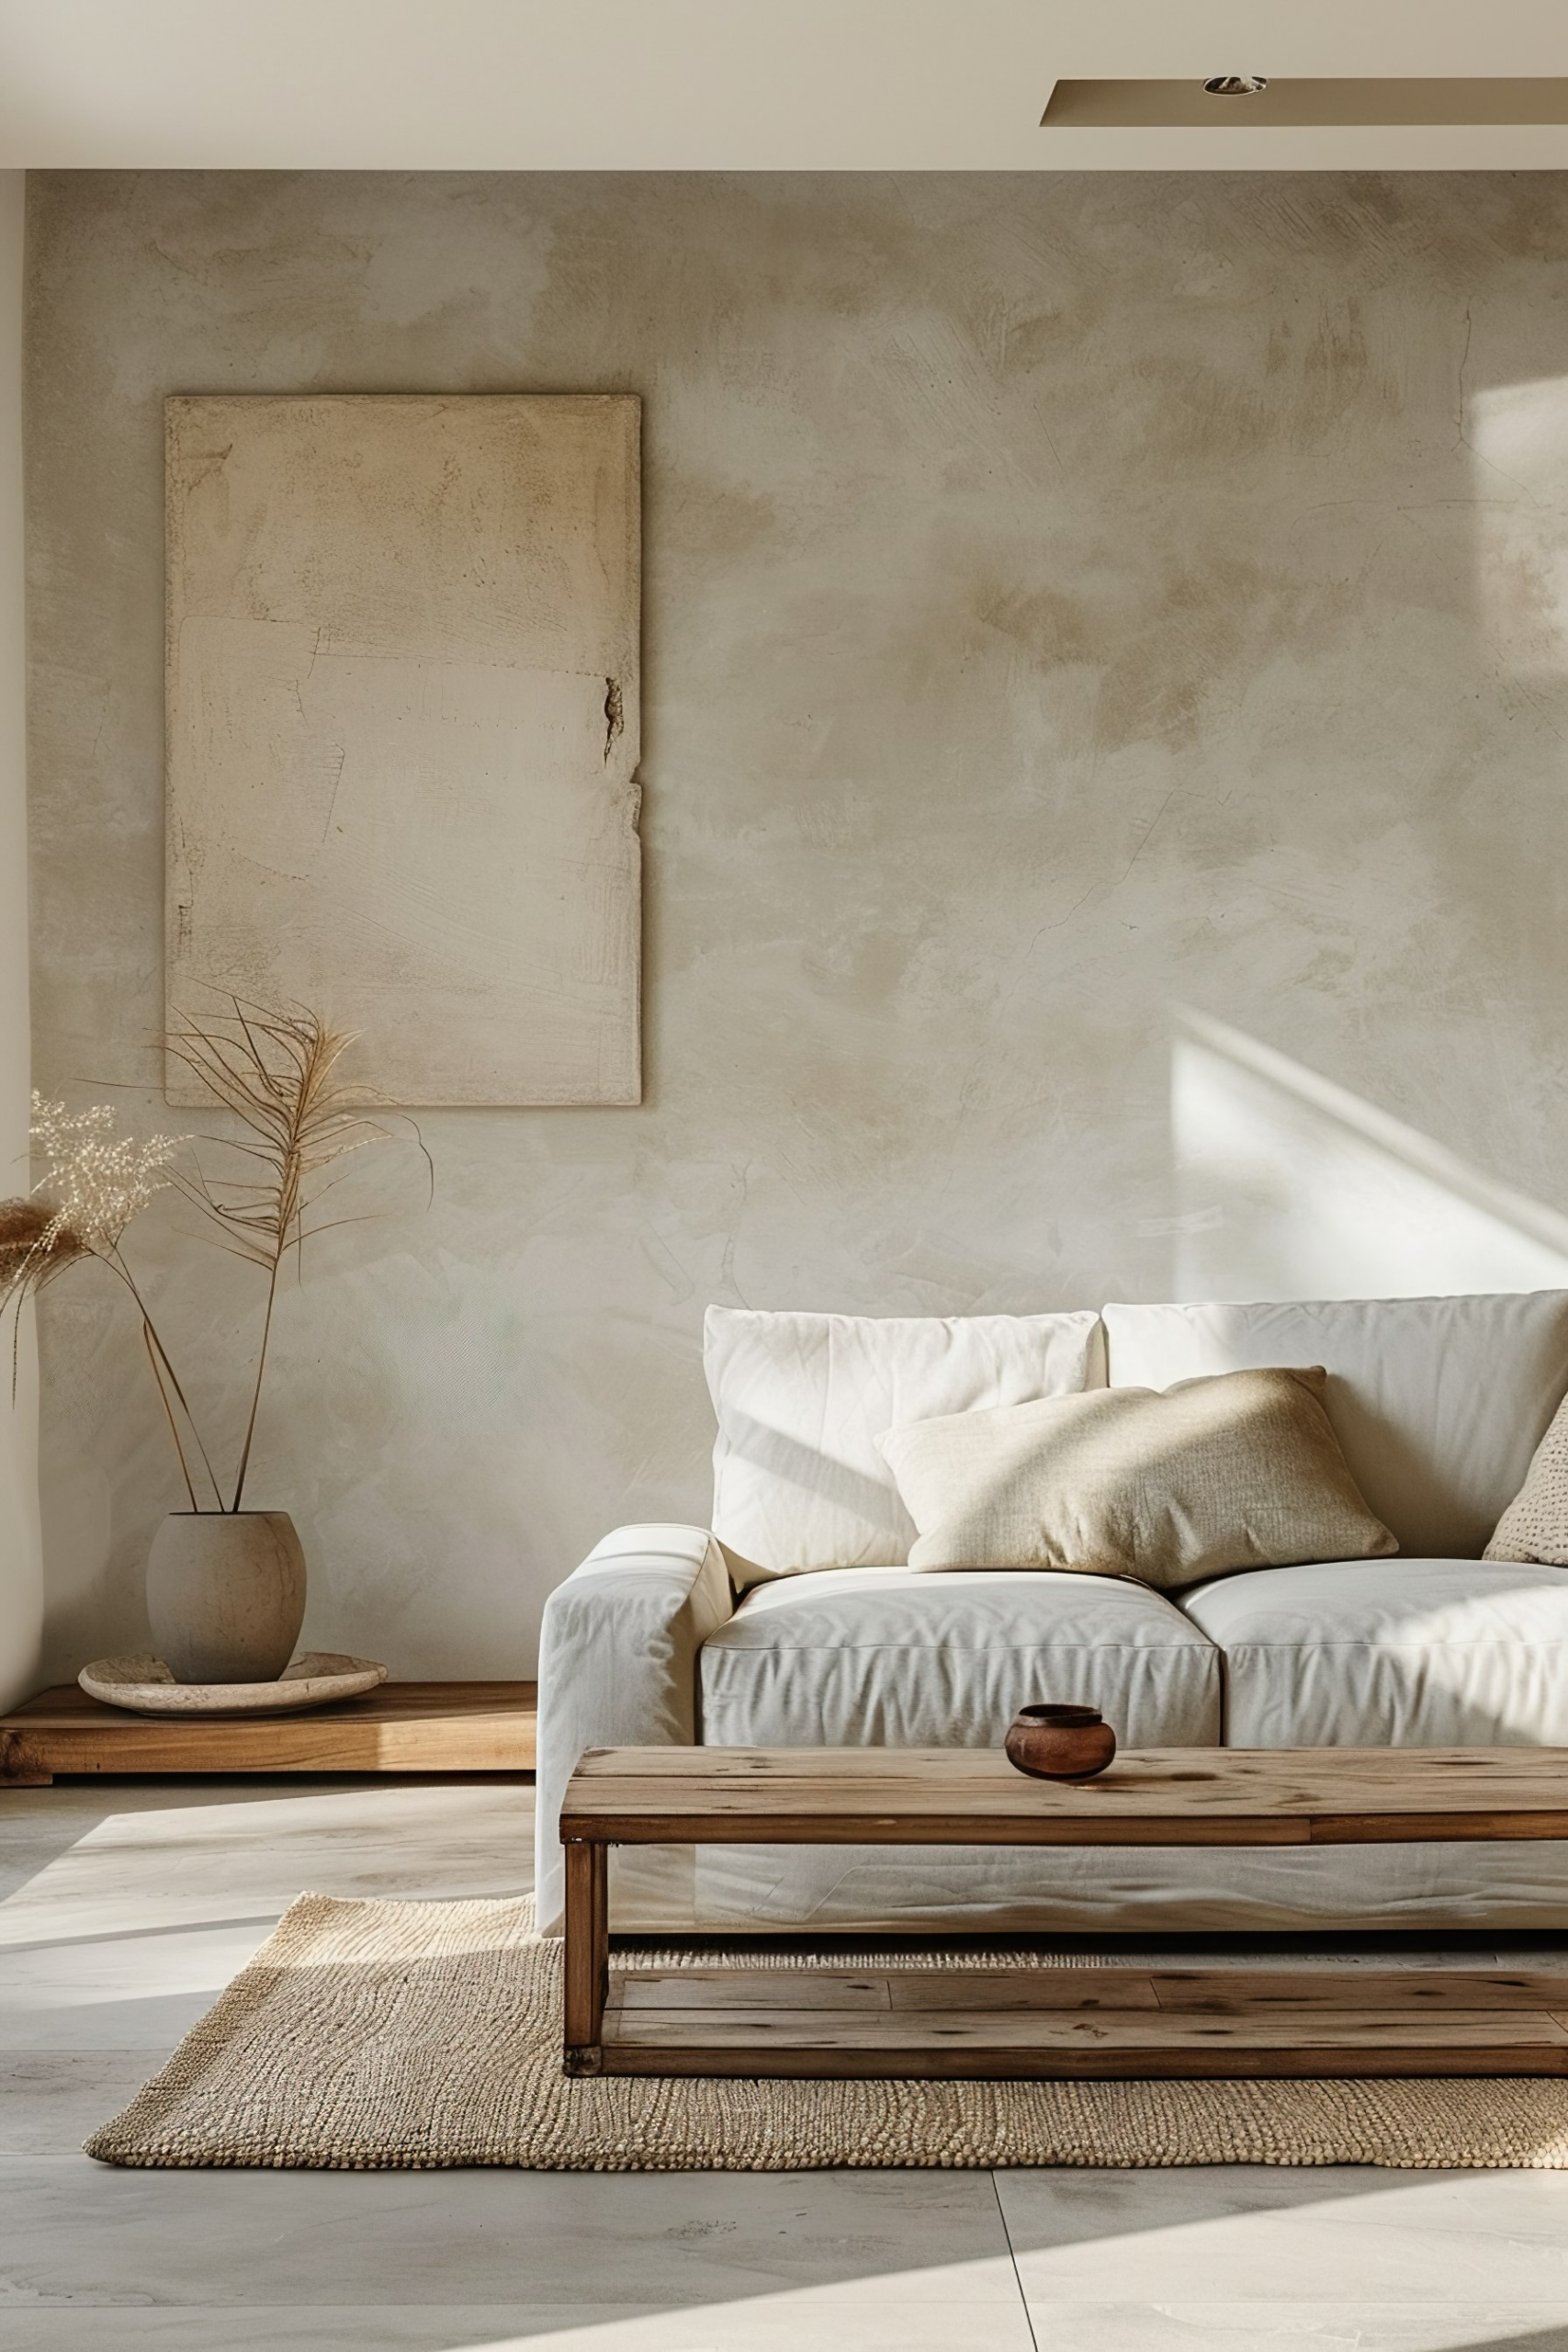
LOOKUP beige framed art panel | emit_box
[165,392,641,1107]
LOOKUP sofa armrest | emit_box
[532,1523,736,1933]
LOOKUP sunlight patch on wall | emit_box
[1169,1010,1568,1302]
[1470,374,1568,675]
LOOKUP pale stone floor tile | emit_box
[1021,2311,1568,2352]
[0,1774,532,1848]
[0,1786,533,2050]
[0,2155,1024,2311]
[0,1945,276,2049]
[0,1780,535,1934]
[0,1917,276,1997]
[0,1866,532,1949]
[1,1775,530,1823]
[0,2295,1042,2350]
[998,2165,1568,2302]
[0,2050,164,2153]
[0,1989,236,2052]
[11,1778,1568,2351]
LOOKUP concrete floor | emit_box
[6,1779,1568,2351]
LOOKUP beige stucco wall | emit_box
[26,170,1568,1679]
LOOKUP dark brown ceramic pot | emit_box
[1004,1702,1117,1781]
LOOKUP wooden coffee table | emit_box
[558,1744,1568,2079]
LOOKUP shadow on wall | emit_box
[1169,1008,1568,1302]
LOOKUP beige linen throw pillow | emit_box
[1486,1386,1568,1564]
[875,1366,1396,1590]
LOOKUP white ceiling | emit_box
[6,0,1568,172]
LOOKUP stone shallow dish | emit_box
[78,1653,388,1717]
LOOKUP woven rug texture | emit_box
[84,1894,1568,2171]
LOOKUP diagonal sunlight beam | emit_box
[424,2275,1568,2351]
[1169,1007,1568,1302]
[1471,372,1568,680]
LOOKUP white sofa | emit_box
[536,1292,1568,1937]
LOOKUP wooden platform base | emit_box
[584,1963,1568,2080]
[0,1680,536,1784]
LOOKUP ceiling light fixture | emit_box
[1044,78,1568,128]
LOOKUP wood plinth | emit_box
[0,1680,536,1785]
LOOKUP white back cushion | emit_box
[705,1306,1105,1571]
[1103,1294,1568,1560]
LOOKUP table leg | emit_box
[563,1838,609,2075]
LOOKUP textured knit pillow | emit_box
[875,1365,1396,1590]
[1486,1388,1568,1564]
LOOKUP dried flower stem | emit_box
[164,1000,415,1511]
[105,1249,224,1509]
[231,1254,279,1512]
[7,1008,425,1514]
[141,1319,197,1512]
[1,1105,222,1505]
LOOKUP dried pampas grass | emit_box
[3,1003,427,1513]
[0,1193,88,1288]
[163,1002,426,1509]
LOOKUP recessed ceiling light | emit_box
[1042,79,1568,128]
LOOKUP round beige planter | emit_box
[144,1511,308,1684]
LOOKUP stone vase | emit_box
[144,1511,308,1684]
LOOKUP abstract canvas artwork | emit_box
[164,393,641,1106]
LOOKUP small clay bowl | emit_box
[1005,1702,1117,1781]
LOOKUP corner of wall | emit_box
[0,167,42,1712]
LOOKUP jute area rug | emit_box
[86,1894,1568,2172]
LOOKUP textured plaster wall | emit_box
[26,170,1568,1678]
[0,170,40,1710]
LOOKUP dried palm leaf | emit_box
[163,1001,427,1507]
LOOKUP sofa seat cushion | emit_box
[698,1568,1221,1749]
[1180,1556,1568,1747]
